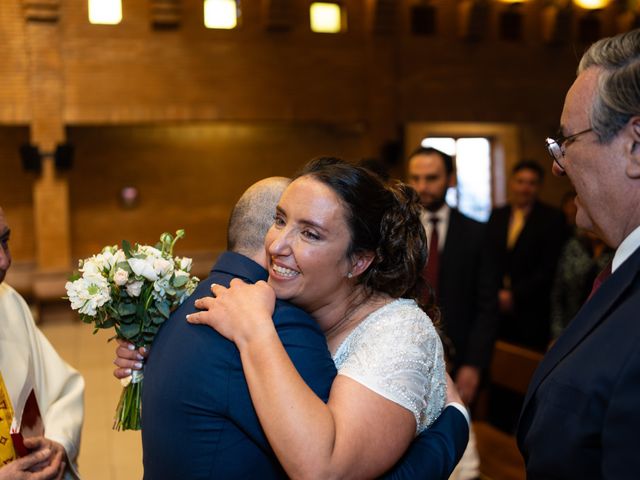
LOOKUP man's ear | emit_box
[350,251,375,277]
[448,173,457,189]
[625,116,640,179]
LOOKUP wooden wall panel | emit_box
[66,122,368,261]
[0,127,35,262]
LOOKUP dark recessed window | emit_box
[411,5,436,36]
[499,8,523,41]
[578,12,601,43]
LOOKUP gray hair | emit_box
[578,28,640,143]
[227,177,290,258]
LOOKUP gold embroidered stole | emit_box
[0,371,17,466]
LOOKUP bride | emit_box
[187,157,448,478]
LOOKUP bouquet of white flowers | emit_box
[65,230,199,430]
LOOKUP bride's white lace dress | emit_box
[332,298,447,433]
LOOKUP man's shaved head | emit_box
[227,177,290,259]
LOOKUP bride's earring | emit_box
[347,272,353,279]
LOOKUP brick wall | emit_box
[2,0,622,267]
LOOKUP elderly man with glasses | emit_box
[517,28,640,479]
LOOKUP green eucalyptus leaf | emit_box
[136,302,147,318]
[173,275,188,288]
[118,303,137,316]
[101,318,116,329]
[143,333,156,343]
[122,240,133,258]
[117,261,132,273]
[157,301,170,319]
[144,325,160,334]
[68,272,81,282]
[165,287,177,297]
[118,322,141,340]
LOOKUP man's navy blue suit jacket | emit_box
[142,252,468,479]
[518,245,640,479]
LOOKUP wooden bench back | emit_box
[489,340,544,395]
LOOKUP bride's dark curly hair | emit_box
[294,157,436,315]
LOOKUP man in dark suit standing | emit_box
[407,147,498,406]
[517,28,640,478]
[116,177,470,479]
[485,160,566,351]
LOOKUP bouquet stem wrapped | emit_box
[65,230,199,431]
[114,370,144,431]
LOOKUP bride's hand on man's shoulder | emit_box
[188,279,277,346]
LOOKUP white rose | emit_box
[139,245,162,258]
[153,257,173,277]
[100,250,114,268]
[93,253,111,273]
[112,249,126,265]
[81,259,101,276]
[103,247,125,270]
[126,280,144,297]
[128,258,158,281]
[113,268,129,286]
[102,245,117,255]
[174,269,189,279]
[178,257,192,272]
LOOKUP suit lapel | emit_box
[521,245,640,413]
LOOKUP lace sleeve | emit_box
[333,299,447,433]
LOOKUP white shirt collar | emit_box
[421,203,450,224]
[612,224,640,273]
[420,204,451,252]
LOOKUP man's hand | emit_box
[455,365,480,405]
[23,437,66,480]
[113,339,147,379]
[0,437,66,480]
[498,288,514,314]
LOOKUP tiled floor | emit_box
[39,313,143,480]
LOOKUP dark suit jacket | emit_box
[142,251,469,479]
[486,202,567,350]
[142,252,336,479]
[517,245,640,479]
[438,209,498,370]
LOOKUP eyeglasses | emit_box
[545,127,593,170]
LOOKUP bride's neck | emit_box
[316,288,392,353]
